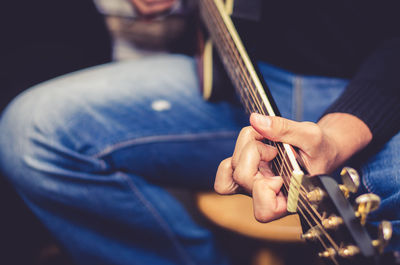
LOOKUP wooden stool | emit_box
[196,192,303,265]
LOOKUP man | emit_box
[0,0,399,265]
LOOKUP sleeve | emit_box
[323,37,400,149]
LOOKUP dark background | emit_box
[0,1,111,264]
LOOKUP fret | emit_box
[199,0,304,205]
[199,4,387,260]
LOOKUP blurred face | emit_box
[130,0,177,16]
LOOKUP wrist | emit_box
[318,113,372,168]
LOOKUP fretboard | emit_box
[199,0,304,195]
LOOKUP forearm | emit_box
[323,38,400,150]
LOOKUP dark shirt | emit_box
[0,0,112,112]
[0,1,112,263]
[249,0,400,151]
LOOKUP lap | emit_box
[0,54,241,265]
[360,132,400,251]
[1,53,399,253]
[0,54,247,189]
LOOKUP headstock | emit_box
[297,167,392,265]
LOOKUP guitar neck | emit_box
[199,0,274,115]
[199,0,304,192]
[199,3,394,262]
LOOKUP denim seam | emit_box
[92,131,239,159]
[361,166,374,193]
[116,171,196,265]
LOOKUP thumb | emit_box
[249,113,316,150]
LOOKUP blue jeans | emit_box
[0,54,398,264]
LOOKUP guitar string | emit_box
[201,0,341,254]
[201,2,319,215]
[202,0,314,209]
[202,10,309,196]
[201,2,341,251]
[202,0,329,216]
[202,1,308,195]
[228,61,343,256]
[202,4,336,254]
[201,0,295,182]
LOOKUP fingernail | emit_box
[253,113,271,128]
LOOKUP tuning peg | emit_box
[322,215,343,230]
[301,226,320,241]
[372,221,393,253]
[355,193,381,225]
[318,248,336,258]
[306,187,326,204]
[338,245,360,258]
[339,167,360,198]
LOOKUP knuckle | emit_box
[239,126,254,139]
[231,153,240,169]
[232,168,246,186]
[253,177,264,187]
[213,182,226,194]
[232,169,241,184]
[271,117,288,141]
[254,209,271,223]
[214,159,233,194]
[231,157,238,169]
[218,158,232,172]
[214,181,238,195]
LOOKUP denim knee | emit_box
[0,82,103,198]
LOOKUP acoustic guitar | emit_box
[196,0,395,264]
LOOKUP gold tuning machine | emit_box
[306,188,326,204]
[355,193,381,225]
[339,167,360,198]
[301,226,320,241]
[372,221,393,253]
[322,215,343,230]
[338,245,360,258]
[318,248,336,258]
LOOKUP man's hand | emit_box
[215,112,372,223]
[130,0,177,16]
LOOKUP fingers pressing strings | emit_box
[214,157,239,195]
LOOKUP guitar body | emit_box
[197,0,261,103]
[196,34,233,101]
[197,0,280,112]
[196,23,233,101]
